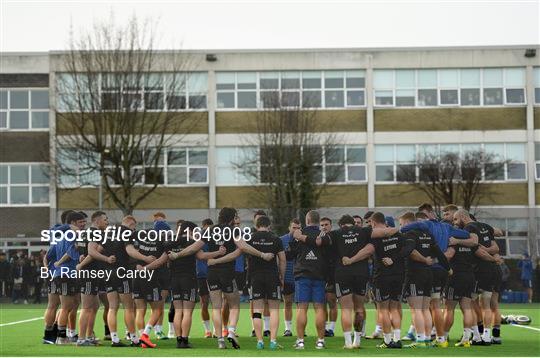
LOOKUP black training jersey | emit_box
[328,226,372,277]
[205,224,238,272]
[372,235,406,278]
[464,221,496,273]
[167,233,197,276]
[246,231,284,274]
[287,226,328,280]
[101,225,134,269]
[449,244,479,272]
[402,229,449,272]
[76,227,101,271]
[132,233,167,267]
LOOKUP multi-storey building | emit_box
[1,46,539,258]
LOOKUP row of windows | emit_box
[56,73,208,112]
[536,143,540,180]
[0,89,49,130]
[0,164,49,205]
[533,68,540,104]
[375,143,527,183]
[481,217,531,257]
[373,68,526,107]
[216,70,366,109]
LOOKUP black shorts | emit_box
[197,278,209,296]
[475,270,496,293]
[249,271,281,301]
[431,268,449,297]
[492,266,503,293]
[334,272,369,298]
[132,278,161,302]
[80,280,100,295]
[58,278,78,296]
[235,271,247,293]
[106,276,133,294]
[47,278,60,295]
[374,274,403,302]
[282,282,295,295]
[446,271,475,301]
[171,275,198,302]
[403,269,433,298]
[207,269,237,294]
[157,271,171,292]
[325,278,336,294]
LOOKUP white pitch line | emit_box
[511,323,540,332]
[0,317,43,327]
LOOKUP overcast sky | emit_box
[1,0,539,52]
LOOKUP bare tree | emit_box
[238,93,342,233]
[55,15,203,214]
[397,149,510,212]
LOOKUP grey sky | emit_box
[1,0,539,52]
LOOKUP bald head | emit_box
[453,208,472,228]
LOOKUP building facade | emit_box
[1,46,539,258]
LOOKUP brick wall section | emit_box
[0,74,49,88]
[0,207,50,238]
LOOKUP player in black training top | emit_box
[323,214,398,349]
[203,207,275,349]
[167,220,226,348]
[445,209,501,347]
[398,212,451,348]
[245,215,286,350]
[319,217,337,338]
[452,208,501,345]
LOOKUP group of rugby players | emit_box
[42,202,505,350]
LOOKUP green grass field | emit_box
[0,303,539,356]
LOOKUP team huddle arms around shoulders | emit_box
[42,204,507,351]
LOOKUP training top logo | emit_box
[305,250,317,260]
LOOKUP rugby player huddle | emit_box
[42,203,505,350]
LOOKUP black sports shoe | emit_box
[392,340,402,348]
[251,330,256,337]
[227,335,240,349]
[111,341,127,347]
[130,341,141,347]
[176,337,185,348]
[263,330,270,337]
[325,329,334,337]
[471,340,484,346]
[283,330,292,337]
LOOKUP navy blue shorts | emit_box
[294,278,325,304]
[522,279,533,289]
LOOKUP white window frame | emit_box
[503,68,527,105]
[0,163,50,207]
[0,88,49,131]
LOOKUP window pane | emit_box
[396,89,415,106]
[168,149,186,165]
[10,90,28,109]
[167,167,187,184]
[10,165,29,184]
[189,72,207,92]
[440,89,459,104]
[506,88,525,104]
[260,72,279,89]
[505,68,525,87]
[373,70,393,88]
[507,219,528,236]
[302,71,322,89]
[10,111,29,129]
[417,70,437,87]
[144,168,164,184]
[508,239,529,256]
[144,73,163,90]
[375,145,394,162]
[326,147,344,163]
[0,187,6,204]
[145,92,164,110]
[483,88,503,105]
[439,69,459,87]
[324,71,344,88]
[281,72,300,89]
[508,163,526,179]
[282,92,300,107]
[346,90,364,106]
[167,94,186,109]
[396,164,416,182]
[261,91,279,108]
[395,70,415,88]
[31,90,49,109]
[326,165,345,182]
[0,90,7,109]
[346,70,365,88]
[535,88,540,104]
[536,163,540,179]
[216,167,236,185]
[101,93,121,110]
[30,112,48,129]
[485,143,505,157]
[506,143,525,161]
[485,163,504,180]
[460,69,480,87]
[376,165,394,181]
[189,95,207,109]
[189,149,208,165]
[536,143,540,158]
[166,73,187,93]
[11,186,29,204]
[0,165,7,183]
[347,147,366,163]
[484,68,503,87]
[325,90,344,107]
[375,90,393,105]
[418,89,437,106]
[237,72,256,89]
[237,92,256,108]
[31,165,48,184]
[189,168,207,183]
[347,165,366,181]
[32,187,49,203]
[302,91,322,108]
[217,92,235,108]
[0,112,5,128]
[396,145,415,162]
[460,88,480,106]
[216,73,235,90]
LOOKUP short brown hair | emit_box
[442,204,459,212]
[176,219,185,227]
[91,210,106,222]
[320,217,332,224]
[202,218,214,227]
[122,215,137,224]
[153,211,166,220]
[370,212,386,225]
[338,215,355,226]
[290,218,300,225]
[254,210,267,218]
[306,210,320,225]
[399,211,416,222]
[255,215,271,228]
[415,211,429,220]
[417,203,433,212]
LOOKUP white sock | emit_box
[383,333,392,344]
[168,322,175,334]
[416,333,424,342]
[361,320,366,335]
[203,320,211,332]
[444,331,449,339]
[263,317,270,331]
[111,332,120,344]
[482,328,491,341]
[375,324,382,333]
[228,326,236,337]
[393,329,401,342]
[285,320,292,331]
[325,321,330,330]
[143,324,153,335]
[407,324,415,335]
[472,325,481,340]
[154,325,162,334]
[431,326,436,335]
[130,332,139,344]
[463,328,471,342]
[67,329,75,338]
[329,321,336,331]
[344,331,353,346]
[437,335,445,343]
[353,331,362,345]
